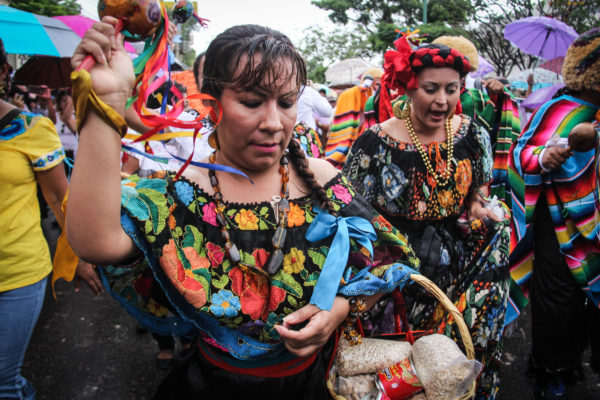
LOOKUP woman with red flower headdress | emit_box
[343,38,511,399]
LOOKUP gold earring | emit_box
[208,131,220,150]
[393,99,411,120]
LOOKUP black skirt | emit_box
[153,337,336,400]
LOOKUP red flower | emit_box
[253,249,269,269]
[206,242,224,266]
[229,256,286,321]
[159,239,206,308]
[383,37,418,94]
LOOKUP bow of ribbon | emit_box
[305,209,377,311]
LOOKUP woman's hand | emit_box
[74,260,103,295]
[483,79,505,95]
[468,186,502,222]
[275,296,349,358]
[541,145,573,171]
[468,200,501,222]
[71,16,135,113]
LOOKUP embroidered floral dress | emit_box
[343,116,511,400]
[293,122,324,158]
[101,171,418,398]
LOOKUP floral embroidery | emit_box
[206,242,224,266]
[148,297,169,317]
[283,247,306,274]
[437,190,453,209]
[113,172,418,345]
[32,148,66,170]
[381,164,407,200]
[202,202,217,226]
[455,159,472,195]
[175,180,195,205]
[160,239,207,309]
[235,209,259,230]
[287,203,306,228]
[293,122,324,158]
[210,289,241,318]
[331,184,352,204]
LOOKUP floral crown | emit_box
[379,37,470,122]
[383,38,470,94]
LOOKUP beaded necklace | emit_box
[208,151,290,280]
[405,115,455,186]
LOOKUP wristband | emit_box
[71,69,128,138]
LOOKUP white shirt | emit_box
[296,86,333,130]
[55,114,78,155]
[123,109,214,177]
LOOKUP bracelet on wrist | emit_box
[71,69,127,138]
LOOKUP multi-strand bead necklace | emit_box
[404,115,455,186]
[208,151,290,281]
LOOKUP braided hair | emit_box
[287,138,336,214]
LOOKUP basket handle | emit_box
[409,274,475,360]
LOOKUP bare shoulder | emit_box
[307,158,339,186]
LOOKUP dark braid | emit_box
[287,138,336,214]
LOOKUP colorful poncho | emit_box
[461,88,521,205]
[507,95,600,325]
[325,86,372,169]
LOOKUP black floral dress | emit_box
[101,171,419,399]
[343,116,511,400]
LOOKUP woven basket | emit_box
[327,273,476,400]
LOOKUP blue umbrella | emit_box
[0,5,81,57]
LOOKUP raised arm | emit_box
[66,17,138,265]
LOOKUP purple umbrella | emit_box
[521,83,565,110]
[470,55,495,78]
[503,16,578,60]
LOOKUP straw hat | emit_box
[432,36,479,72]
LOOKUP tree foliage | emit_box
[9,0,80,16]
[297,24,374,82]
[307,0,600,80]
[312,0,474,53]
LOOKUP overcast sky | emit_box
[78,0,334,51]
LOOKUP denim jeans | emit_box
[0,277,47,400]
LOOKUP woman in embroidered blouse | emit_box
[67,21,418,399]
[343,39,511,399]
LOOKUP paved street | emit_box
[20,216,600,399]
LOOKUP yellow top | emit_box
[0,111,65,292]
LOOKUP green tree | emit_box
[9,0,80,16]
[297,24,374,82]
[312,0,474,52]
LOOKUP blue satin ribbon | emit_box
[120,142,252,182]
[305,209,377,310]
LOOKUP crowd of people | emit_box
[0,12,599,400]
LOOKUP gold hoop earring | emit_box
[393,99,411,120]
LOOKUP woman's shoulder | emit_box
[307,157,341,186]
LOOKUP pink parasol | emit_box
[539,56,564,75]
[53,15,137,53]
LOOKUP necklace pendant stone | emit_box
[226,243,241,264]
[272,226,286,249]
[265,249,284,275]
